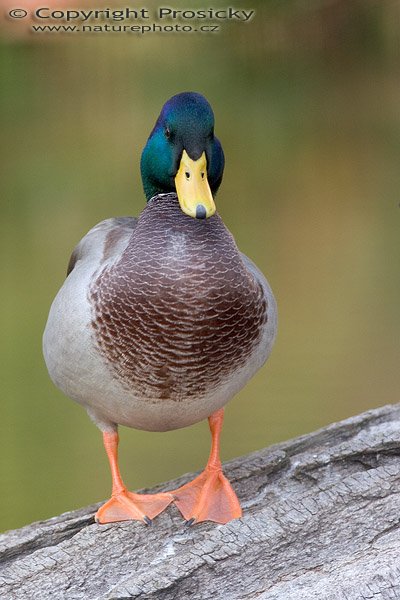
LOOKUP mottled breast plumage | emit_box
[90,194,267,401]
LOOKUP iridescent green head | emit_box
[140,92,225,219]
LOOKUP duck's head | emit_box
[140,92,224,219]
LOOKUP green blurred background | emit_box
[1,0,399,532]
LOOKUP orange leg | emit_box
[171,409,242,525]
[95,431,174,525]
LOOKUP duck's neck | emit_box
[123,193,242,277]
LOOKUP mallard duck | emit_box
[43,92,277,525]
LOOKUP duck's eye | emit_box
[165,127,171,139]
[201,172,205,179]
[185,171,190,180]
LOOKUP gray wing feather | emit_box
[241,252,278,332]
[66,217,137,277]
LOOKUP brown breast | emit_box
[90,194,267,401]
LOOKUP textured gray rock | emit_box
[1,404,400,599]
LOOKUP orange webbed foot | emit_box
[95,490,174,524]
[172,467,242,525]
[97,430,174,525]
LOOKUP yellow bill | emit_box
[175,150,216,219]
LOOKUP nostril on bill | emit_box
[195,204,207,219]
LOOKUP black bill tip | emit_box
[143,515,153,526]
[195,204,207,219]
[185,518,196,527]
